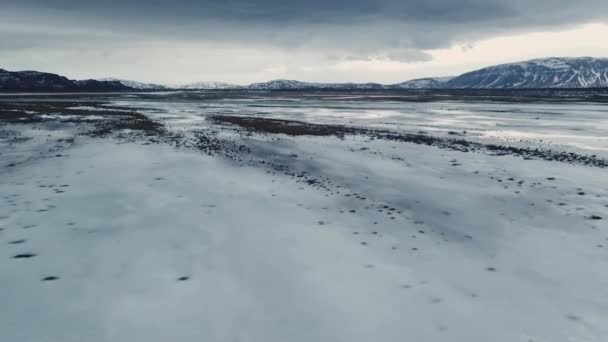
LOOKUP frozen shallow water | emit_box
[1,92,607,342]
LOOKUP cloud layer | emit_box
[1,1,607,83]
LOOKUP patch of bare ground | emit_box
[209,114,608,168]
[0,100,165,137]
[209,115,359,137]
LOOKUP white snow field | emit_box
[1,93,607,342]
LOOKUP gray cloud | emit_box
[4,1,607,52]
[1,0,607,82]
[7,0,607,23]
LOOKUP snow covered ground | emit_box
[1,92,607,342]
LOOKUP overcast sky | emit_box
[1,0,607,84]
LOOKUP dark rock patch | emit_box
[209,115,608,167]
[13,253,36,259]
[41,276,59,282]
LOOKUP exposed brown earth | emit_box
[210,114,608,168]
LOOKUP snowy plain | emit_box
[1,92,607,342]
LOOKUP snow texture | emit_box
[1,94,607,342]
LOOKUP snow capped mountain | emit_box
[221,60,608,90]
[178,81,241,90]
[3,57,608,92]
[247,79,385,90]
[447,57,608,89]
[247,79,315,90]
[390,77,454,89]
[326,82,386,90]
[98,78,167,90]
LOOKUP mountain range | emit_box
[448,57,608,89]
[0,69,132,92]
[1,57,607,92]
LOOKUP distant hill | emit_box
[97,78,168,90]
[0,69,133,92]
[246,79,385,90]
[3,57,608,92]
[177,81,242,90]
[447,57,608,89]
[390,77,454,89]
[209,58,608,90]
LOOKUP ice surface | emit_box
[1,94,607,342]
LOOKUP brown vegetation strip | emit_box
[0,101,165,136]
[209,114,608,168]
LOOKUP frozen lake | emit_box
[1,92,607,342]
[110,92,608,153]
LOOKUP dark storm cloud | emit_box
[2,0,608,63]
[9,0,513,23]
[9,0,608,25]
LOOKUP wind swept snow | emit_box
[1,92,607,342]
